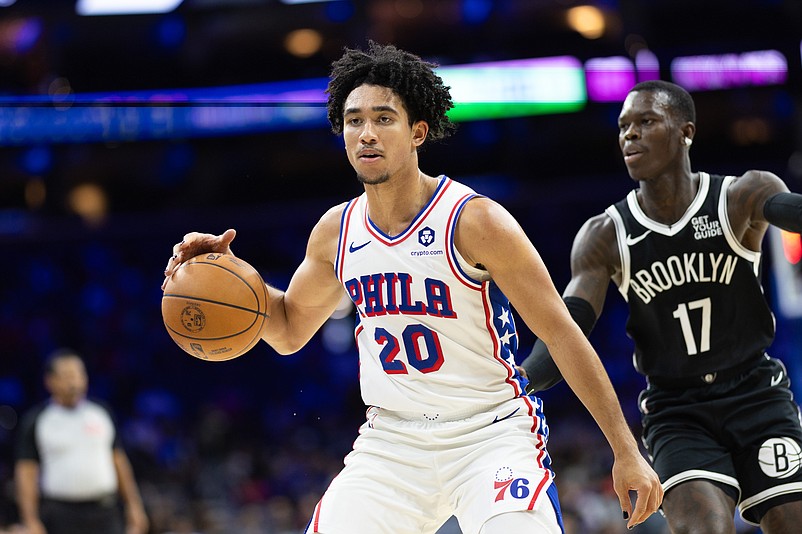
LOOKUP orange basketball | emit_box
[162,253,269,361]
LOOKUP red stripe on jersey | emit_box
[522,395,546,468]
[481,282,501,368]
[488,286,523,397]
[312,498,323,531]
[481,285,522,398]
[337,199,360,283]
[528,470,552,510]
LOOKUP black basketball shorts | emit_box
[639,356,802,526]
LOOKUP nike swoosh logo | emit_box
[771,372,784,387]
[349,240,371,253]
[491,407,520,424]
[625,230,652,246]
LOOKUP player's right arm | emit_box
[521,213,619,391]
[163,204,348,356]
[261,205,347,354]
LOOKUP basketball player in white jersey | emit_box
[163,42,662,533]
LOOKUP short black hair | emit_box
[629,80,696,124]
[326,41,456,141]
[44,348,83,375]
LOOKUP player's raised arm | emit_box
[727,169,802,241]
[456,197,662,528]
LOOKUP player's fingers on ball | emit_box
[220,228,236,246]
[164,254,176,275]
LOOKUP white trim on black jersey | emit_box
[626,172,711,236]
[604,205,631,301]
[719,174,762,274]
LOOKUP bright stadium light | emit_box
[76,0,184,16]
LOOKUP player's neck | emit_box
[365,170,438,235]
[637,171,699,225]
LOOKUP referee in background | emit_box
[14,349,149,534]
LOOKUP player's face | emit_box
[617,90,684,181]
[45,356,88,408]
[342,84,424,185]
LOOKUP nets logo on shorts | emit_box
[418,227,435,247]
[757,437,802,479]
[493,466,530,502]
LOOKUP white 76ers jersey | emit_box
[335,176,527,413]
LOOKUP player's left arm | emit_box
[729,170,802,249]
[455,197,662,528]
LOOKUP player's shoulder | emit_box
[320,201,350,224]
[724,169,789,208]
[727,169,785,190]
[458,195,518,233]
[579,211,617,239]
[571,211,619,264]
[307,201,351,260]
[311,201,351,236]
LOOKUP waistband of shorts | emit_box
[372,401,508,422]
[647,353,766,390]
[41,494,118,507]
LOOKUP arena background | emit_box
[0,1,801,532]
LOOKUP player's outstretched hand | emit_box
[613,451,663,530]
[162,229,237,290]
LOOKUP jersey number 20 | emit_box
[375,325,445,374]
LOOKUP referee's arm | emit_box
[14,460,45,534]
[113,448,149,534]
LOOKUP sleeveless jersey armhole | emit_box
[604,206,631,301]
[719,175,762,274]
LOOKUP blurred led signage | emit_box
[76,0,184,15]
[441,56,587,120]
[584,56,636,102]
[0,47,793,145]
[0,56,587,144]
[670,49,787,91]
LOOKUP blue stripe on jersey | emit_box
[488,281,519,366]
[447,193,483,287]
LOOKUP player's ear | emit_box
[412,120,428,147]
[681,122,696,144]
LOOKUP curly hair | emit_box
[630,80,696,124]
[326,41,456,141]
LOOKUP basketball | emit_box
[162,253,269,361]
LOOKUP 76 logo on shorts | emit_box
[494,467,530,502]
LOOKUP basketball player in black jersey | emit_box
[521,80,802,533]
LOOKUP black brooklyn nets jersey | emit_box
[606,172,775,381]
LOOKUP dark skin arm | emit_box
[518,212,618,388]
[725,169,790,251]
[562,213,621,314]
